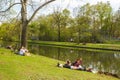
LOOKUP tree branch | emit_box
[28,0,55,23]
[0,3,21,13]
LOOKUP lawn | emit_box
[28,40,120,51]
[0,48,119,80]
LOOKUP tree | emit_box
[113,8,120,39]
[0,0,56,47]
[75,3,91,43]
[52,8,62,42]
[28,9,71,42]
[87,2,113,42]
[94,2,113,40]
[60,9,71,41]
[0,20,21,41]
[37,15,57,41]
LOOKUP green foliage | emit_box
[0,21,20,41]
[0,2,120,43]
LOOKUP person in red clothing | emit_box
[71,58,84,70]
[73,58,82,66]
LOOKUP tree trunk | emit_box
[58,25,60,42]
[21,21,28,47]
[20,0,28,48]
[78,28,80,44]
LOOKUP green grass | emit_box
[0,48,119,80]
[28,40,120,51]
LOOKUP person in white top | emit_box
[19,46,28,56]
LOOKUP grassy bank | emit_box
[0,48,119,80]
[28,41,120,51]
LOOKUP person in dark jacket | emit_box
[63,59,71,68]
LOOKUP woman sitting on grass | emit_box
[19,46,31,56]
[71,58,84,70]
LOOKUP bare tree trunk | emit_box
[20,0,28,47]
[21,21,28,47]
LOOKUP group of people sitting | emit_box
[57,58,120,79]
[57,58,94,73]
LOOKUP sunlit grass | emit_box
[0,48,119,80]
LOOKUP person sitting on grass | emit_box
[63,59,71,68]
[57,59,71,68]
[19,46,30,56]
[57,58,98,74]
[19,46,26,56]
[57,58,83,69]
[71,58,84,70]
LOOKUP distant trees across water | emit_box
[0,2,120,44]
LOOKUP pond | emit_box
[0,41,120,77]
[28,44,120,77]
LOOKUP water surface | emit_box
[28,44,120,77]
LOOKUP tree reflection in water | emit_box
[28,44,120,77]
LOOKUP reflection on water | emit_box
[0,41,120,77]
[28,44,120,77]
